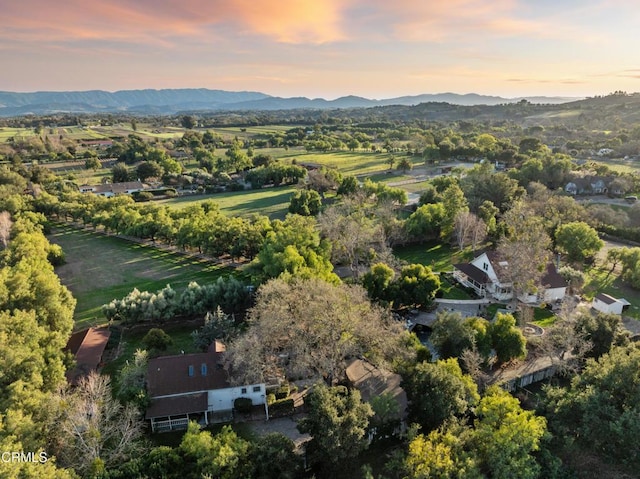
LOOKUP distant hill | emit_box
[0,88,581,116]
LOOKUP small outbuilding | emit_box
[64,327,111,385]
[592,293,630,315]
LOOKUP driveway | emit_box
[246,414,310,450]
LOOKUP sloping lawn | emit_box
[394,242,474,272]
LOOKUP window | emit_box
[201,363,207,376]
[483,263,488,271]
[253,386,261,393]
[241,387,247,394]
[188,365,194,377]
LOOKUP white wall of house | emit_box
[208,383,266,412]
[544,287,566,303]
[592,298,623,315]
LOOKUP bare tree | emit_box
[0,211,12,249]
[52,373,145,476]
[225,278,404,385]
[497,202,552,303]
[453,211,487,251]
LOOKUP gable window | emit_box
[483,263,488,271]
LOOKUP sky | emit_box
[2,0,640,99]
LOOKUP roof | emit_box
[595,292,618,305]
[146,348,228,398]
[541,263,568,289]
[80,181,147,195]
[453,262,489,285]
[65,327,111,385]
[145,392,208,419]
[346,359,407,420]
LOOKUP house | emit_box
[346,358,408,422]
[453,251,567,304]
[64,327,111,385]
[79,181,148,198]
[592,293,631,315]
[145,341,268,433]
[564,176,611,196]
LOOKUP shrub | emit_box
[269,398,295,417]
[142,328,173,351]
[47,243,66,266]
[134,191,155,202]
[275,383,290,400]
[234,397,253,414]
[267,393,276,405]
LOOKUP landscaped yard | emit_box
[393,242,474,272]
[49,224,241,329]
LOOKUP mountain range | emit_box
[0,88,582,116]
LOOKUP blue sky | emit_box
[2,0,639,98]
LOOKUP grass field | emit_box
[49,224,241,329]
[158,185,297,219]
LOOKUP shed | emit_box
[592,293,629,315]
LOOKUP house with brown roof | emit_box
[145,341,267,432]
[65,327,111,385]
[453,251,567,304]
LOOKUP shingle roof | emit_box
[346,359,407,420]
[541,263,568,289]
[595,292,618,305]
[145,392,208,419]
[146,347,228,398]
[453,262,490,285]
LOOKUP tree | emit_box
[404,358,479,431]
[337,175,359,196]
[191,306,237,351]
[111,162,130,183]
[430,311,489,360]
[0,211,12,249]
[405,203,446,241]
[178,422,249,479]
[392,263,441,309]
[84,157,101,170]
[250,214,338,283]
[52,373,144,477]
[135,160,163,181]
[226,278,404,385]
[555,221,603,263]
[397,157,413,173]
[289,189,322,216]
[298,384,373,468]
[574,311,628,359]
[142,327,173,351]
[453,211,486,251]
[440,184,468,240]
[545,344,640,470]
[361,262,395,302]
[246,433,302,479]
[497,202,552,302]
[117,349,148,407]
[181,115,197,129]
[489,313,527,364]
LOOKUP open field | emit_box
[158,185,297,218]
[49,224,240,329]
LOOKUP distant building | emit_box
[79,181,148,198]
[145,341,268,433]
[64,327,111,385]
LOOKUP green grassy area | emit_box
[49,224,241,329]
[485,303,508,319]
[364,172,414,183]
[102,324,200,381]
[394,243,474,272]
[439,276,474,300]
[158,185,297,219]
[532,307,557,327]
[0,127,37,141]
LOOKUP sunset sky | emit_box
[2,0,640,98]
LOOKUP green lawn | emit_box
[394,242,474,272]
[158,185,297,219]
[49,224,241,329]
[440,276,474,300]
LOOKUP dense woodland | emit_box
[2,96,640,478]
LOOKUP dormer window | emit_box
[188,365,194,377]
[201,363,207,376]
